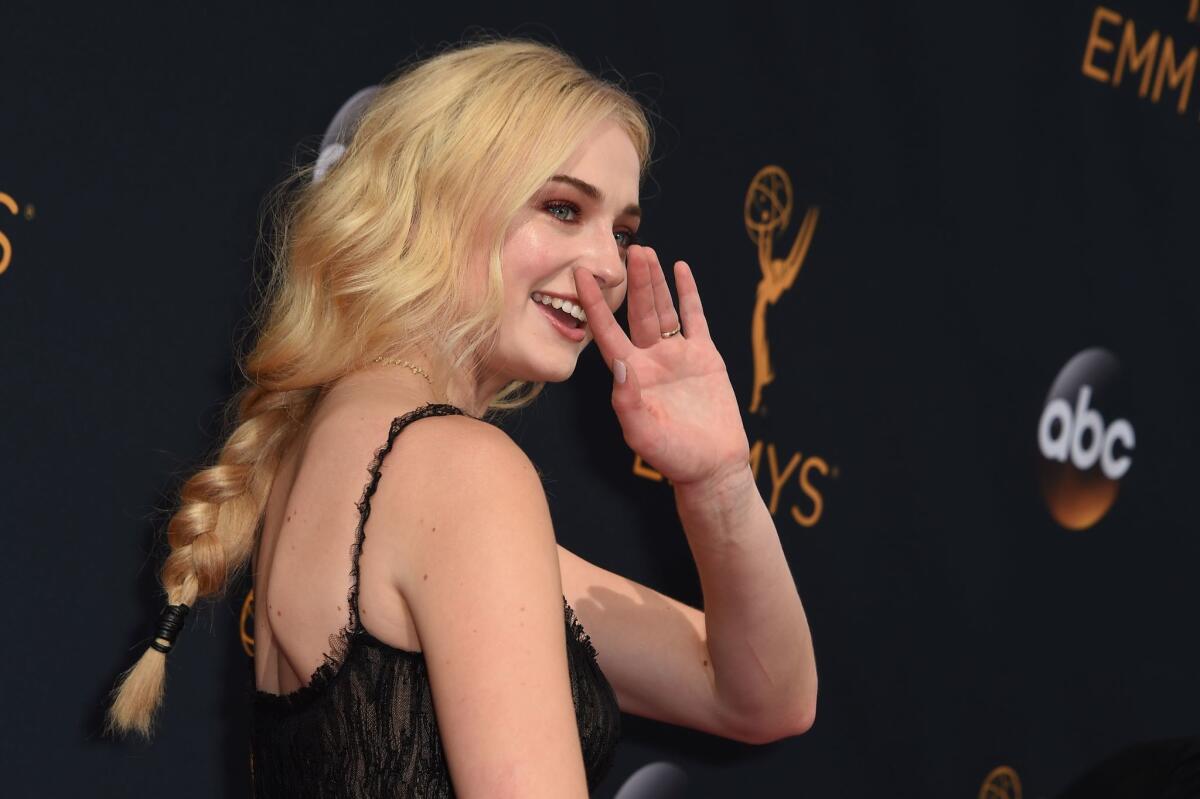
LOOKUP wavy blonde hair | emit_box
[105,36,652,739]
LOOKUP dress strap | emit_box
[346,402,469,635]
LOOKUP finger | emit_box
[573,265,633,369]
[674,260,711,342]
[626,245,662,348]
[645,247,682,338]
[611,352,645,416]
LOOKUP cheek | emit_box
[501,229,555,287]
[461,254,490,311]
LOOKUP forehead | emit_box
[552,118,640,203]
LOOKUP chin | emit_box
[539,360,580,383]
[533,344,586,382]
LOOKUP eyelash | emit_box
[543,200,639,249]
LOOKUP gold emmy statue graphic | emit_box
[743,166,819,414]
[632,165,822,486]
[978,765,1022,799]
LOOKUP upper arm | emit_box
[557,546,805,745]
[379,418,589,798]
[555,545,759,744]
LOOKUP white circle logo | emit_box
[1037,348,1135,530]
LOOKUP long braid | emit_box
[104,384,318,739]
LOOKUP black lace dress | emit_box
[249,403,622,797]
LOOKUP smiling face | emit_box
[483,117,642,385]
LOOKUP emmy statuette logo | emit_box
[744,166,819,415]
[633,165,833,529]
[978,766,1022,799]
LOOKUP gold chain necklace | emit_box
[371,355,433,385]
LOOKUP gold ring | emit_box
[661,324,682,339]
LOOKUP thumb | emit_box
[611,358,643,413]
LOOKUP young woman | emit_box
[106,37,818,797]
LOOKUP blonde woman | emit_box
[106,37,817,798]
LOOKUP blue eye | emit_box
[545,199,638,250]
[545,201,579,222]
[615,230,639,249]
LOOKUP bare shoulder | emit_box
[363,408,544,539]
[304,400,544,577]
[302,400,516,497]
[369,407,554,596]
[359,410,586,795]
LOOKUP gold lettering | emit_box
[0,192,17,276]
[1113,21,1160,95]
[1152,36,1198,112]
[678,439,831,527]
[1082,6,1123,82]
[791,456,829,527]
[633,453,664,482]
[765,443,802,516]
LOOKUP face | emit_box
[484,117,641,385]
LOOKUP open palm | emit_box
[575,245,751,489]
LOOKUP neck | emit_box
[346,350,511,419]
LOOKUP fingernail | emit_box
[614,359,626,384]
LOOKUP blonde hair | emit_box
[105,36,652,739]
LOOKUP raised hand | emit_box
[574,244,750,490]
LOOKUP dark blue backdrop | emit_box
[2,1,1197,796]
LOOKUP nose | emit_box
[574,232,628,294]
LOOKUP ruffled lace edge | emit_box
[252,403,469,714]
[563,597,601,665]
[256,597,587,714]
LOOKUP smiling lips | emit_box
[531,291,587,325]
[531,296,586,342]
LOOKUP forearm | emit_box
[674,463,817,736]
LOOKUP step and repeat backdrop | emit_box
[3,1,1197,797]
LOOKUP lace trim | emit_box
[252,402,468,713]
[251,401,607,714]
[347,403,470,639]
[563,597,601,667]
[255,598,594,714]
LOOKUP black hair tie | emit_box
[149,603,191,654]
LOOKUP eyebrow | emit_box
[549,174,642,219]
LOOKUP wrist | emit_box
[673,462,756,515]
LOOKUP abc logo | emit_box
[1037,348,1134,530]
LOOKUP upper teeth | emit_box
[531,292,587,323]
